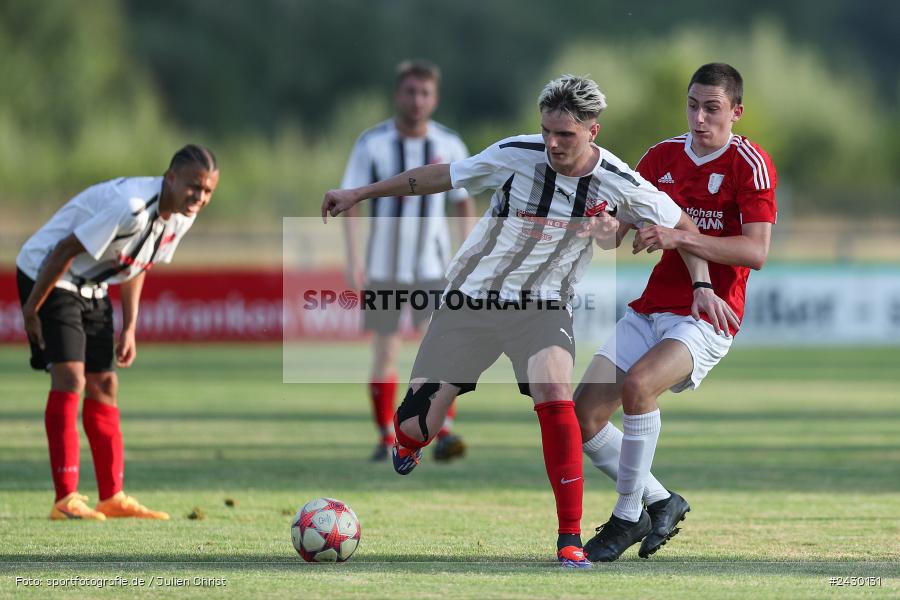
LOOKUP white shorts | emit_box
[595,308,733,393]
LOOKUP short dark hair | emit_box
[688,63,743,106]
[168,144,217,172]
[395,59,441,89]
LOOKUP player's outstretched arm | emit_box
[633,221,771,270]
[667,221,771,270]
[322,163,453,222]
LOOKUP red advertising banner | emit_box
[0,269,372,343]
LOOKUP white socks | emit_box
[611,410,662,521]
[582,420,670,512]
[582,421,670,508]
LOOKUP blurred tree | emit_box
[1,0,147,138]
[530,21,893,211]
[120,0,900,136]
[0,0,180,203]
[1,0,897,220]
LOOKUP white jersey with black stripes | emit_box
[16,176,195,287]
[341,119,470,284]
[446,134,684,303]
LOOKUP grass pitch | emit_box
[0,344,898,599]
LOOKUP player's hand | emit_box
[116,329,137,368]
[576,212,620,250]
[23,309,45,350]
[691,287,741,337]
[321,189,360,223]
[633,225,683,254]
[345,261,366,290]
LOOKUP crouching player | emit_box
[17,145,219,520]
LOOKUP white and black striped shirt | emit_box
[447,134,684,302]
[17,177,194,287]
[341,119,470,283]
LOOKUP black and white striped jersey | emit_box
[17,177,195,287]
[341,119,470,284]
[446,134,684,302]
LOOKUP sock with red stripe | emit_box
[369,373,397,445]
[82,398,124,501]
[534,400,583,536]
[44,390,81,501]
[437,401,457,439]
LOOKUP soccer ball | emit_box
[291,497,361,562]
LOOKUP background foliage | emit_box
[2,0,898,221]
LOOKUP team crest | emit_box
[585,197,608,217]
[708,173,724,194]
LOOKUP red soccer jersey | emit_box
[628,133,777,334]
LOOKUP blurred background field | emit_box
[2,0,900,266]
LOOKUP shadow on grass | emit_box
[2,446,899,493]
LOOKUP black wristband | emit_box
[693,281,714,290]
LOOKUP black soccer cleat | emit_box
[639,491,691,558]
[433,434,467,462]
[584,510,651,562]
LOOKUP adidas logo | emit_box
[658,172,674,184]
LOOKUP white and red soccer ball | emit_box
[291,498,361,562]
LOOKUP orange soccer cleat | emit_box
[49,492,107,521]
[95,492,170,520]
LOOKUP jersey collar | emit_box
[392,118,431,141]
[684,133,733,166]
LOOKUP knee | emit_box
[52,367,86,394]
[621,372,654,412]
[86,374,118,404]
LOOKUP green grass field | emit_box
[1,344,898,599]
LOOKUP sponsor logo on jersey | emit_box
[585,198,609,217]
[658,172,675,184]
[685,207,725,231]
[555,186,574,203]
[516,209,580,231]
[708,173,725,194]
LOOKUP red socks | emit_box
[82,398,124,501]
[534,400,583,535]
[44,390,81,501]
[369,374,398,445]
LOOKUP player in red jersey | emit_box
[574,63,776,562]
